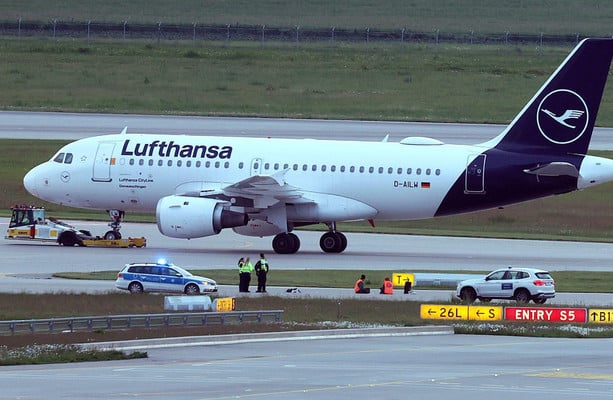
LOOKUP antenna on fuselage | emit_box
[120,126,128,135]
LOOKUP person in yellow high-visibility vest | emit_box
[239,257,254,292]
[254,253,269,293]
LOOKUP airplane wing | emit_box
[192,170,313,209]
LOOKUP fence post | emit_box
[226,24,230,44]
[261,25,265,47]
[366,27,369,43]
[18,17,21,38]
[435,29,439,44]
[123,21,127,40]
[193,22,196,43]
[540,32,543,48]
[470,30,473,45]
[157,22,161,44]
[295,25,300,49]
[87,20,91,44]
[401,28,405,43]
[53,19,57,39]
[331,26,335,43]
[505,31,509,45]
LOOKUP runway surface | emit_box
[1,110,613,149]
[4,333,613,400]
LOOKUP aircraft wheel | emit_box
[336,232,348,253]
[320,231,347,253]
[272,233,300,254]
[104,230,122,240]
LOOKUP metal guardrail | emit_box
[0,310,284,335]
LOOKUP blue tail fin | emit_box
[489,38,613,154]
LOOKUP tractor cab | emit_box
[9,205,46,228]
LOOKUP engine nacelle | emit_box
[156,196,247,238]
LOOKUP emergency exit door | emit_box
[465,154,486,194]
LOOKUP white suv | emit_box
[115,262,218,295]
[456,267,555,304]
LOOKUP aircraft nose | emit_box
[23,165,42,196]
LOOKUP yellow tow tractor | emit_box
[4,205,146,248]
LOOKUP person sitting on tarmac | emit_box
[380,277,394,294]
[354,274,370,294]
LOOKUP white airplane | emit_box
[24,38,613,254]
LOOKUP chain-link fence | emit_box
[0,19,590,46]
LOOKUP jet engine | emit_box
[156,196,247,238]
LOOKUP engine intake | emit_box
[156,196,247,238]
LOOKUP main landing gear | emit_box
[272,232,301,254]
[271,222,347,254]
[319,222,347,253]
[103,209,124,240]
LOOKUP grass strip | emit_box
[54,269,613,294]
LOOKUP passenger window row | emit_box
[121,158,441,176]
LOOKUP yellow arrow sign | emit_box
[420,304,468,320]
[468,306,502,321]
[392,273,414,286]
[589,309,613,323]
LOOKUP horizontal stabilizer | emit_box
[523,162,579,178]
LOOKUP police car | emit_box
[456,267,555,304]
[115,261,218,294]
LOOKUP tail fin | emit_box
[488,38,613,154]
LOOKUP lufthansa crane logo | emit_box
[537,89,589,144]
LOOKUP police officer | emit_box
[239,257,254,292]
[254,253,269,293]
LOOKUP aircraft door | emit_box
[92,142,116,182]
[250,158,263,176]
[465,154,486,194]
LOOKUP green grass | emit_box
[0,345,146,365]
[55,269,613,294]
[3,39,613,127]
[2,0,613,35]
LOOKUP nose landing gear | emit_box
[104,209,124,240]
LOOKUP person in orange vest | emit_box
[380,277,394,294]
[354,274,370,294]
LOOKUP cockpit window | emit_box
[52,152,74,164]
[53,153,65,163]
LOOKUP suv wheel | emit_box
[460,287,477,303]
[514,289,530,304]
